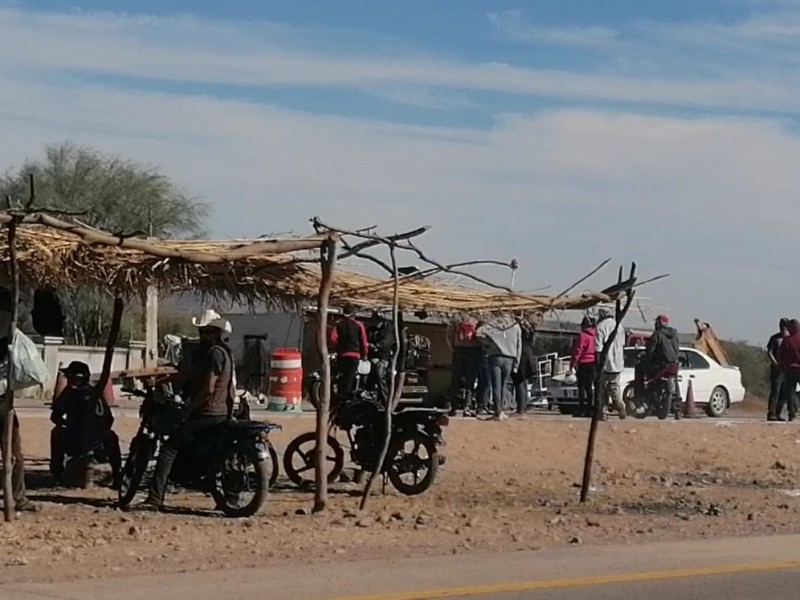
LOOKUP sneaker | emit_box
[776,417,787,422]
[132,498,162,512]
[490,413,509,422]
[767,415,778,422]
[14,500,38,513]
[476,409,489,416]
[463,409,477,418]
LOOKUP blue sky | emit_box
[2,0,800,342]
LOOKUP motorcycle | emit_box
[283,395,448,496]
[625,360,680,420]
[117,385,281,517]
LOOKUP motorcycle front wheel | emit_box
[211,445,270,518]
[386,430,439,496]
[283,432,344,488]
[118,435,155,509]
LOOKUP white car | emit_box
[552,347,746,417]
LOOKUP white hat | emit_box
[208,318,232,334]
[192,309,221,328]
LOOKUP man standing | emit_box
[0,401,36,513]
[447,318,481,416]
[512,324,537,415]
[138,315,234,510]
[767,318,789,421]
[477,320,522,421]
[330,304,368,398]
[367,312,393,403]
[595,308,627,420]
[777,319,800,422]
[570,317,597,418]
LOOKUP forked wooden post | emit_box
[2,216,19,522]
[313,236,338,513]
[580,263,637,503]
[95,297,125,402]
[359,243,400,511]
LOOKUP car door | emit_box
[682,349,713,402]
[676,350,692,400]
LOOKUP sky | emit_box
[1,0,799,343]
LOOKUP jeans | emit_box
[599,371,624,414]
[0,414,27,504]
[488,355,515,417]
[576,363,595,414]
[336,356,361,398]
[768,367,785,418]
[448,347,480,410]
[779,372,799,420]
[51,426,123,483]
[514,377,529,414]
[148,415,226,504]
[476,356,491,412]
[371,358,390,404]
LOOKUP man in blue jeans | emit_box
[477,320,522,421]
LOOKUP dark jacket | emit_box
[331,317,368,359]
[778,320,800,375]
[369,319,394,360]
[646,325,680,366]
[51,384,113,456]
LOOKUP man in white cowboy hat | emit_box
[138,311,235,510]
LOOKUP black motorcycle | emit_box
[624,357,680,420]
[118,386,281,517]
[283,396,448,496]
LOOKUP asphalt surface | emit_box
[5,534,800,599]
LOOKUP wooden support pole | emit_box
[580,263,637,503]
[96,297,125,399]
[2,218,19,522]
[359,243,400,511]
[313,237,338,513]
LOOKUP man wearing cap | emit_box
[330,304,368,398]
[139,313,235,510]
[643,315,682,417]
[50,361,122,487]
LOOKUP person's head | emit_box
[342,303,356,319]
[655,314,670,330]
[198,318,232,346]
[61,361,90,387]
[788,319,800,336]
[581,316,594,331]
[780,318,790,333]
[598,307,613,321]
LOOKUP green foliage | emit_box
[1,142,209,345]
[721,339,769,399]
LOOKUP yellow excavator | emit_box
[692,319,731,366]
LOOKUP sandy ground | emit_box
[2,405,800,584]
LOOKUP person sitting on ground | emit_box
[330,304,368,398]
[50,361,122,488]
[570,316,597,418]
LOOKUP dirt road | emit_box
[1,409,799,586]
[5,534,800,599]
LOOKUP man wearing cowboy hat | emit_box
[139,311,235,510]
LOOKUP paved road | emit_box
[6,534,800,599]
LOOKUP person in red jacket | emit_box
[330,304,369,398]
[571,316,597,418]
[776,318,800,421]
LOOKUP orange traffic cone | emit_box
[683,379,697,418]
[102,377,116,406]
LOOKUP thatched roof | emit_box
[0,212,625,315]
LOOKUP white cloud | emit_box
[0,5,798,340]
[1,7,800,114]
[488,10,622,49]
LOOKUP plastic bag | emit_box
[0,331,50,393]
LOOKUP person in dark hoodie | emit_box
[776,318,800,422]
[767,318,790,421]
[643,314,682,417]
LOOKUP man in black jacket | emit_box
[643,315,682,416]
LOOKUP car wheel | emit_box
[705,386,728,418]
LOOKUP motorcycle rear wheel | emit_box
[386,430,439,496]
[118,435,155,509]
[211,446,270,518]
[283,432,344,488]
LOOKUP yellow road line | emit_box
[327,560,800,600]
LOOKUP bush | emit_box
[721,340,768,399]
